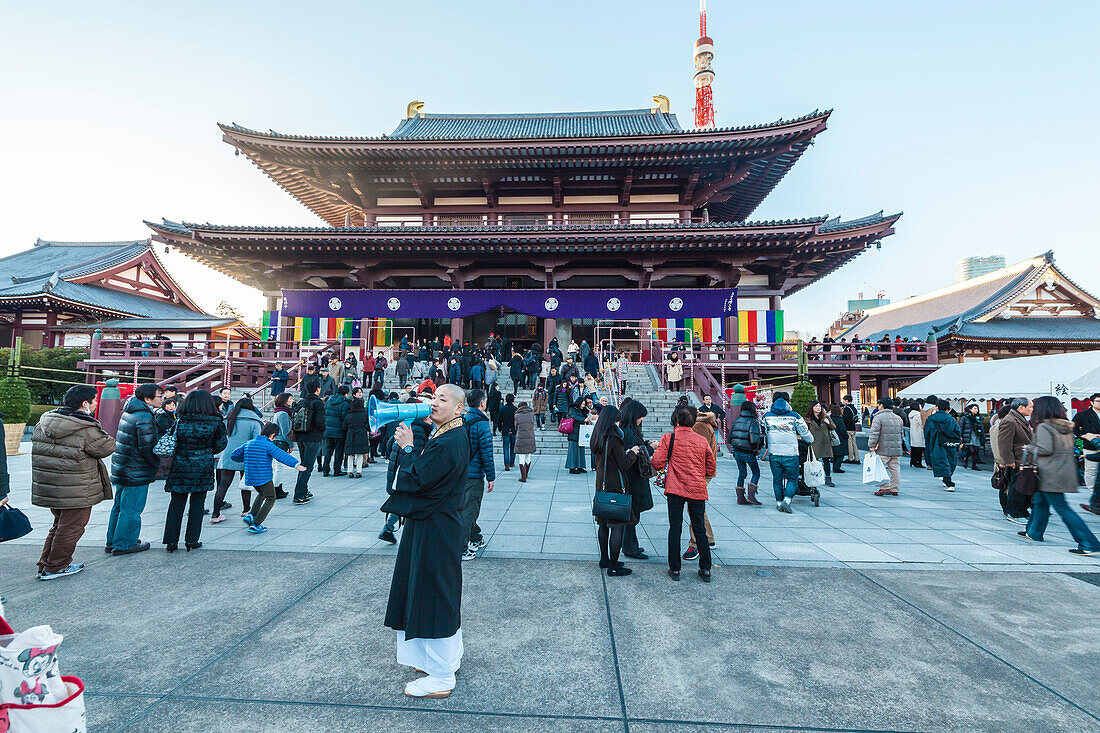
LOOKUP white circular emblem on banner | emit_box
[669,297,684,312]
[328,297,342,311]
[606,297,621,312]
[544,297,559,311]
[387,297,401,311]
[447,297,462,311]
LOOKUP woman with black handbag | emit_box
[1018,396,1100,555]
[590,405,640,577]
[619,400,657,559]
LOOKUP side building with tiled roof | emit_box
[840,252,1100,362]
[0,238,253,349]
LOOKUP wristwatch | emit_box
[402,444,414,454]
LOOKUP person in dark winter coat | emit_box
[486,383,503,435]
[292,381,327,504]
[513,402,536,482]
[342,397,370,477]
[461,390,496,560]
[270,363,290,396]
[508,354,524,394]
[498,394,518,469]
[619,400,655,559]
[379,412,431,544]
[727,400,763,505]
[591,405,640,576]
[106,384,163,555]
[959,404,985,469]
[583,351,600,380]
[382,384,470,699]
[924,400,961,489]
[163,389,228,551]
[322,386,351,476]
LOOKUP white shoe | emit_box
[943,485,955,492]
[461,545,478,561]
[404,675,454,698]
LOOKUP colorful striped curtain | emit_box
[651,318,724,343]
[735,310,784,343]
[261,310,279,341]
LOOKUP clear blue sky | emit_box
[3,1,1097,333]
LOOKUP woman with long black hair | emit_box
[619,400,657,559]
[211,396,264,523]
[590,405,641,576]
[163,390,228,551]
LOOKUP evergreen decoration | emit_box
[790,379,817,418]
[0,377,33,423]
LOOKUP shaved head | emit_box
[431,384,466,425]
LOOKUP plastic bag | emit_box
[862,452,889,484]
[803,447,826,488]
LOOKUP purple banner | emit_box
[281,288,736,320]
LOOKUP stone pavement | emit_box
[1,547,1098,732]
[4,447,1100,570]
[3,446,1100,731]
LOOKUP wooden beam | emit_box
[681,172,700,204]
[410,173,433,208]
[619,169,633,206]
[481,176,497,207]
[552,175,562,208]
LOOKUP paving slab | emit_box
[605,565,1100,732]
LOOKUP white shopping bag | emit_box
[0,623,68,707]
[803,447,826,488]
[0,675,87,733]
[862,452,889,484]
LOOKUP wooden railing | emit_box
[652,340,938,366]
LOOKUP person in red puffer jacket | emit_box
[651,405,716,582]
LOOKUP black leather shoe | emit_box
[698,569,711,583]
[113,542,150,556]
[834,468,845,474]
[623,551,649,560]
[667,569,681,581]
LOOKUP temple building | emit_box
[0,238,247,349]
[148,100,899,353]
[841,252,1100,362]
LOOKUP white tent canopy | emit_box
[898,351,1100,401]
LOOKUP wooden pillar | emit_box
[449,318,463,343]
[830,379,842,405]
[876,376,890,399]
[543,318,556,348]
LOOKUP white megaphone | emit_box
[368,395,432,433]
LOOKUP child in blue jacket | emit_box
[231,422,304,534]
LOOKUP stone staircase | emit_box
[235,360,700,454]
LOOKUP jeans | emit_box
[295,441,322,501]
[734,453,760,487]
[667,494,711,571]
[106,482,150,550]
[383,513,400,533]
[322,435,346,474]
[535,413,546,429]
[502,432,516,467]
[566,441,585,470]
[164,491,208,547]
[769,455,799,501]
[38,507,92,573]
[462,477,486,545]
[1026,491,1100,550]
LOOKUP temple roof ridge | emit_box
[218,108,831,143]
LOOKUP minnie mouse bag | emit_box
[0,602,86,732]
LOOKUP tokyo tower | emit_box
[693,0,716,129]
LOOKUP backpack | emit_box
[290,401,312,438]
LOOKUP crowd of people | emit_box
[18,342,1100,589]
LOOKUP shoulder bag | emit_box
[1014,447,1040,497]
[152,421,177,457]
[557,417,575,435]
[803,445,827,488]
[592,437,633,523]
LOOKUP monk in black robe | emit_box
[382,383,470,698]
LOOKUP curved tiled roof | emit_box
[220,109,831,143]
[951,318,1100,342]
[0,239,150,284]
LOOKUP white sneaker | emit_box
[404,675,454,698]
[473,538,488,549]
[461,545,478,561]
[943,485,955,492]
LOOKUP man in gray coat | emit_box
[868,398,904,496]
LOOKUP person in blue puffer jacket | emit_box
[461,389,496,560]
[231,422,304,535]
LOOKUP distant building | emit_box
[0,238,251,349]
[842,252,1100,363]
[954,255,1006,284]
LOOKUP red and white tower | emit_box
[693,0,716,129]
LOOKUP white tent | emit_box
[898,351,1100,401]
